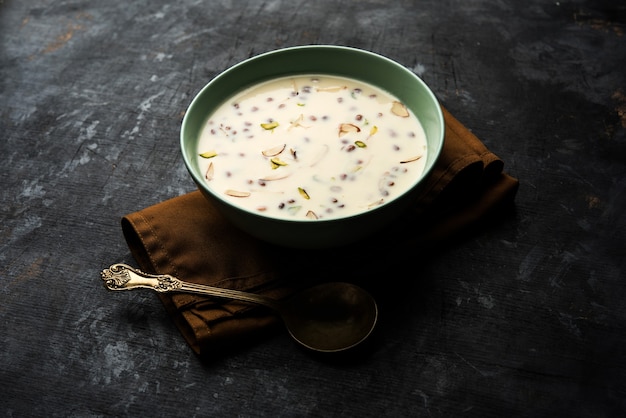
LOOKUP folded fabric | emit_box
[120,106,519,357]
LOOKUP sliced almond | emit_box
[205,162,214,180]
[316,86,347,92]
[261,144,286,157]
[305,210,318,219]
[225,189,251,197]
[289,114,308,130]
[339,123,361,137]
[400,155,423,163]
[391,101,410,117]
[259,173,291,181]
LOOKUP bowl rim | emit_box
[181,45,445,225]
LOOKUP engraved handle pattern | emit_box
[101,263,280,310]
[101,263,183,292]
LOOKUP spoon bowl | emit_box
[280,282,378,352]
[101,264,378,353]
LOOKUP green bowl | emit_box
[181,45,444,249]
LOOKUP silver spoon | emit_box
[101,264,378,353]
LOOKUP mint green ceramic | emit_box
[181,45,444,249]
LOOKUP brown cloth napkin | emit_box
[120,107,519,356]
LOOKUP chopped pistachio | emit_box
[287,205,302,215]
[364,125,378,141]
[339,123,361,137]
[306,210,318,219]
[270,157,288,169]
[199,150,218,158]
[261,144,286,157]
[391,101,410,117]
[225,189,251,197]
[260,121,279,130]
[298,187,310,200]
[355,140,367,148]
[205,162,214,180]
[290,148,298,160]
[400,155,423,163]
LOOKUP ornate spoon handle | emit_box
[101,263,278,310]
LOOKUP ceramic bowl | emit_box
[181,45,444,249]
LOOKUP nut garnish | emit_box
[391,101,410,117]
[225,189,251,197]
[339,123,361,137]
[305,210,318,219]
[205,162,214,180]
[287,206,302,215]
[270,157,288,169]
[316,86,347,92]
[355,140,367,148]
[400,155,423,163]
[289,114,308,130]
[259,173,291,181]
[199,150,218,158]
[298,187,310,200]
[260,121,279,130]
[262,144,286,157]
[367,125,378,139]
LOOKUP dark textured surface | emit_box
[1,0,625,416]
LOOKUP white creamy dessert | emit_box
[196,74,427,220]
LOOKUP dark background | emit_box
[1,0,625,416]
